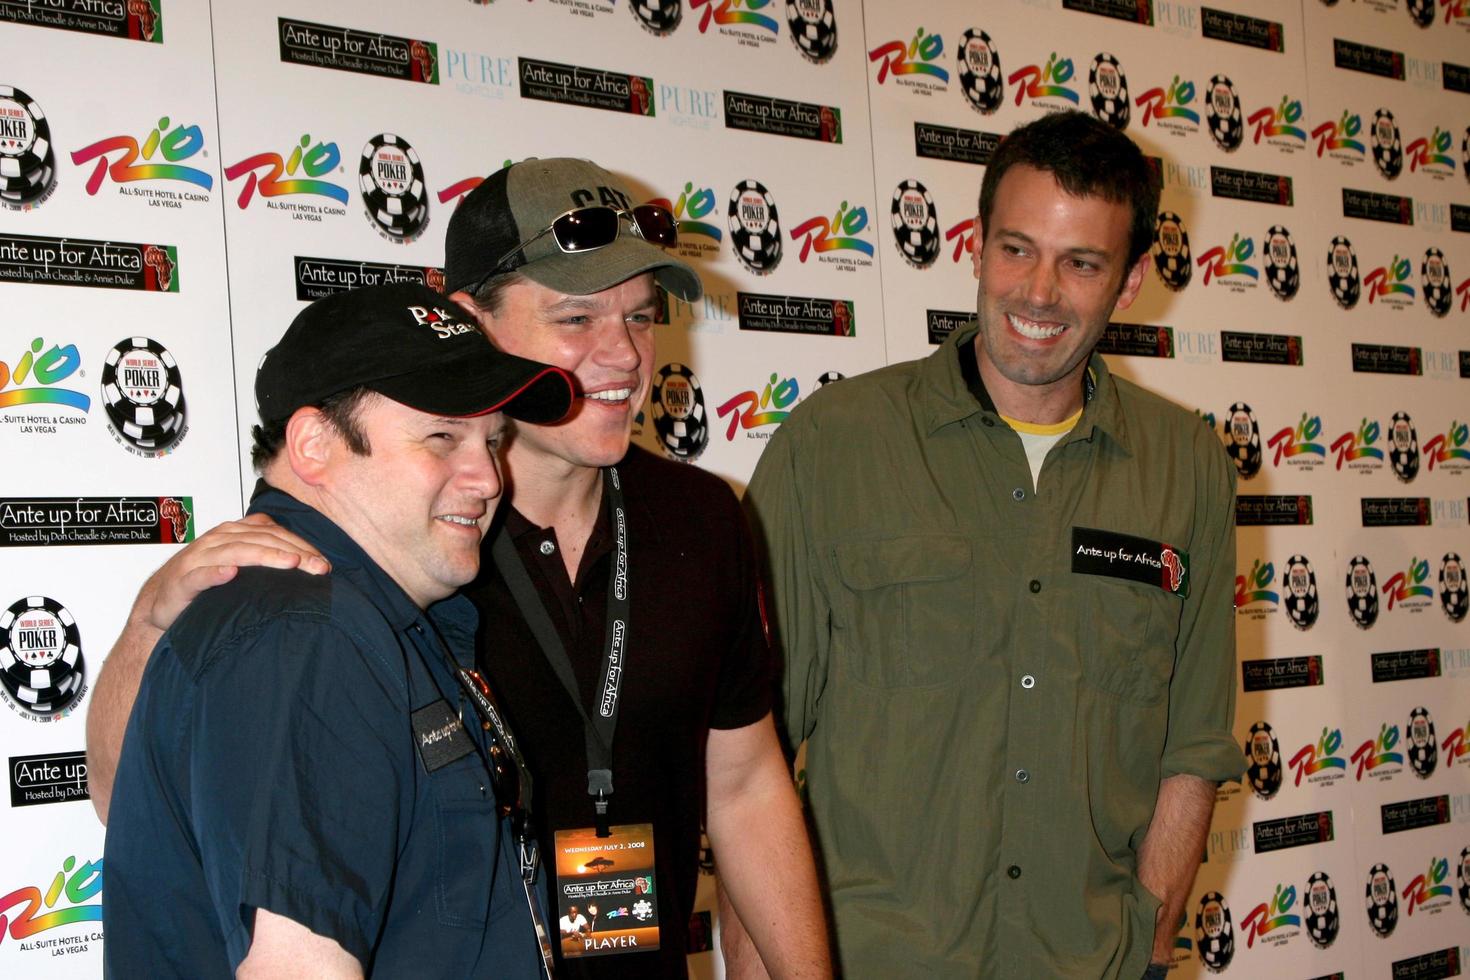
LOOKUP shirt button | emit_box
[1007,865,1022,879]
[539,540,556,556]
[1015,769,1030,783]
[1012,488,1025,501]
[1021,674,1036,689]
[1029,579,1041,593]
[982,417,995,427]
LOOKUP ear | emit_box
[970,216,983,281]
[1113,251,1152,312]
[283,407,338,487]
[450,289,504,342]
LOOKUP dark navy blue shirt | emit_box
[104,485,544,979]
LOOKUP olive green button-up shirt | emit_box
[745,327,1240,979]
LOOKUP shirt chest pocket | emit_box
[432,761,505,931]
[1079,577,1179,704]
[832,535,973,688]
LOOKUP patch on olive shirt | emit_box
[1071,527,1190,598]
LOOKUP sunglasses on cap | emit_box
[469,204,679,296]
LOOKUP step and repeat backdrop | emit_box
[2,1,1469,977]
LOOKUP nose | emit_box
[462,442,503,503]
[1024,260,1061,309]
[592,317,642,371]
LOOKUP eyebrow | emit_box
[994,229,1113,260]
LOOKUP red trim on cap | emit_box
[465,366,575,419]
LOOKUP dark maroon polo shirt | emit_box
[463,445,773,979]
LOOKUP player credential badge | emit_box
[1071,527,1189,597]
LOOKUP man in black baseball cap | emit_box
[102,283,572,979]
[91,162,831,979]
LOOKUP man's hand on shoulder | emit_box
[143,512,330,631]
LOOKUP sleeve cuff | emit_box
[233,871,372,968]
[1161,732,1243,785]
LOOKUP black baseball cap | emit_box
[444,157,702,301]
[256,283,573,426]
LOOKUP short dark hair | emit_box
[978,110,1160,264]
[458,271,527,319]
[249,387,375,471]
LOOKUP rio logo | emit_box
[1196,234,1257,285]
[1406,127,1455,173]
[1364,256,1415,303]
[946,217,976,262]
[789,200,873,262]
[1401,857,1452,916]
[1234,558,1277,608]
[1383,558,1433,609]
[1247,96,1306,145]
[0,856,103,947]
[691,0,779,35]
[1352,723,1403,780]
[1310,111,1364,158]
[0,337,89,412]
[1441,717,1470,767]
[223,134,348,209]
[1288,728,1346,785]
[660,182,723,242]
[1007,52,1078,106]
[716,373,800,440]
[868,27,948,84]
[1423,422,1470,470]
[1241,883,1300,948]
[1134,76,1199,127]
[70,116,213,194]
[1267,413,1326,466]
[1330,418,1383,469]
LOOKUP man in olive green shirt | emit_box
[745,111,1240,978]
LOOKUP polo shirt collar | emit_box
[248,480,438,633]
[919,325,1133,455]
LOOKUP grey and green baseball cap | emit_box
[445,158,702,302]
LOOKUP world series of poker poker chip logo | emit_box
[891,179,940,269]
[1442,552,1468,622]
[1262,226,1299,301]
[728,179,783,275]
[1282,555,1319,630]
[1366,863,1398,938]
[1389,411,1420,483]
[1406,0,1435,27]
[1459,847,1470,916]
[786,0,837,64]
[1421,248,1452,317]
[1222,402,1262,479]
[359,133,429,244]
[1326,235,1361,310]
[1205,74,1243,153]
[1346,555,1380,629]
[1195,891,1234,973]
[1304,872,1339,949]
[1371,109,1403,180]
[100,337,188,457]
[956,28,1003,115]
[1152,211,1191,291]
[650,362,709,462]
[630,0,682,35]
[1088,53,1129,130]
[0,596,86,721]
[1406,706,1438,778]
[1244,720,1283,800]
[0,83,59,211]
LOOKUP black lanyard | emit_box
[492,466,630,837]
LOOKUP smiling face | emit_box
[318,394,505,607]
[461,273,658,473]
[971,165,1149,421]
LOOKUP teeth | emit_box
[584,388,633,402]
[437,515,477,526]
[1007,313,1065,340]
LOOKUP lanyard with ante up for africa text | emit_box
[492,465,629,837]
